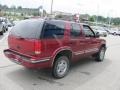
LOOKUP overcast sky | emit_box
[0,0,120,17]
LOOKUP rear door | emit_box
[82,25,99,55]
[41,20,65,58]
[69,23,85,60]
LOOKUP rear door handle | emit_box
[18,38,24,40]
[85,38,90,40]
[69,42,73,44]
[80,40,85,43]
[16,36,25,40]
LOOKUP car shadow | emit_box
[6,57,111,90]
[0,28,11,41]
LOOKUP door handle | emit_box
[69,42,73,44]
[65,42,73,44]
[85,38,90,39]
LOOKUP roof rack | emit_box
[44,17,55,20]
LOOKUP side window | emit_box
[43,21,65,39]
[71,23,81,38]
[83,25,94,37]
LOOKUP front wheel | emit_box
[52,56,70,79]
[95,47,106,62]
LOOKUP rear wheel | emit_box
[52,56,70,79]
[95,47,106,62]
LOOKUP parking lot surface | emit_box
[0,30,120,90]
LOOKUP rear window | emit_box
[10,19,44,39]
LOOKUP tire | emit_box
[52,56,70,79]
[0,31,3,35]
[6,28,8,31]
[3,27,6,33]
[95,47,106,62]
[2,27,4,32]
[114,32,116,35]
[104,35,107,37]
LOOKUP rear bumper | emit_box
[4,49,51,69]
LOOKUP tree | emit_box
[11,5,16,9]
[55,14,63,19]
[0,4,2,8]
[18,6,22,10]
[33,12,39,16]
[2,5,8,9]
[43,9,47,17]
[97,16,106,22]
[21,13,24,16]
[112,18,120,25]
[0,9,2,16]
[89,16,95,22]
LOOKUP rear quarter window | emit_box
[10,19,44,39]
[43,21,65,39]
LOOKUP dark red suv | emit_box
[4,19,106,78]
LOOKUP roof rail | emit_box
[44,17,55,20]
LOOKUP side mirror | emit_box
[95,32,100,38]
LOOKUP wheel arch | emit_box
[51,47,73,67]
[101,44,106,49]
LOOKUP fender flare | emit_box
[50,46,73,67]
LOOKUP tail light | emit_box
[34,40,41,55]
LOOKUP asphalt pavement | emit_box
[0,30,120,90]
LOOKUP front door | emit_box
[82,25,99,55]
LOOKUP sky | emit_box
[0,0,120,17]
